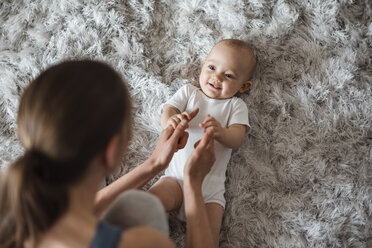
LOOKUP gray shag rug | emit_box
[0,0,371,247]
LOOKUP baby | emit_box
[149,39,256,246]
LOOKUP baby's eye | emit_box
[208,65,215,70]
[225,73,233,79]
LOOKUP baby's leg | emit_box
[148,177,183,212]
[101,190,169,235]
[206,203,224,248]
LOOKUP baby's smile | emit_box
[208,82,222,90]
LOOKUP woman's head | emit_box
[18,60,131,162]
[0,60,131,247]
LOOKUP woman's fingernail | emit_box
[181,119,187,126]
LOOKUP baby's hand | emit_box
[167,111,193,129]
[199,114,223,139]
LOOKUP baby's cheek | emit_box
[199,73,206,80]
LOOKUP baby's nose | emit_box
[213,73,223,82]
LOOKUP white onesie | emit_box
[163,84,249,220]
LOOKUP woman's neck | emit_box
[34,163,106,248]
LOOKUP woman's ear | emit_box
[239,81,253,93]
[103,134,121,173]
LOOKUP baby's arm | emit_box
[200,115,248,149]
[220,124,247,148]
[161,104,181,129]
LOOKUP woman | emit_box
[0,60,216,248]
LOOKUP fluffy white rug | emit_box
[0,0,371,247]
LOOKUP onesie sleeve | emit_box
[164,84,195,112]
[227,98,250,129]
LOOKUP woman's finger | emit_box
[162,125,175,140]
[194,127,214,148]
[198,130,213,148]
[193,139,201,149]
[206,130,215,150]
[169,119,188,144]
[188,108,199,121]
[178,132,189,149]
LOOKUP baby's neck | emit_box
[199,88,235,100]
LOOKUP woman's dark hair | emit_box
[0,60,131,247]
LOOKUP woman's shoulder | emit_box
[118,226,175,248]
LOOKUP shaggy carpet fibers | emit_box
[0,0,371,247]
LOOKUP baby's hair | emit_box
[215,39,257,79]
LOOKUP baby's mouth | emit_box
[208,83,222,90]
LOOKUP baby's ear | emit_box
[239,81,253,93]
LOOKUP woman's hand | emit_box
[184,130,215,185]
[150,108,199,172]
[183,130,216,248]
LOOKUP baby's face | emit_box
[199,43,254,99]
